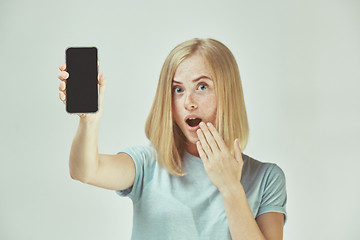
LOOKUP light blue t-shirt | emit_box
[116,145,287,240]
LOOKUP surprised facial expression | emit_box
[172,53,217,155]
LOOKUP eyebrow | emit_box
[172,75,212,84]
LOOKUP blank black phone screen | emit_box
[65,47,98,113]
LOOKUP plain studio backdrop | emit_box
[1,0,359,239]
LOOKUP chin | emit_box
[185,134,199,145]
[178,125,199,145]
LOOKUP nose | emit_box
[184,92,198,110]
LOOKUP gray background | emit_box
[1,0,359,239]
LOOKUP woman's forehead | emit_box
[173,54,212,82]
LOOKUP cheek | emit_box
[202,93,217,113]
[210,104,217,122]
[203,98,217,124]
[172,99,182,123]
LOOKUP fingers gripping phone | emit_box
[65,47,98,113]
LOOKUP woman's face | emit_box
[172,53,217,155]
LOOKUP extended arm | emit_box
[58,63,135,191]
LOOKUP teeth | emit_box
[189,117,196,120]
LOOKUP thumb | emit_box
[233,138,242,162]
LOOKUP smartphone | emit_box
[65,47,98,114]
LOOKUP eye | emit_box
[173,87,183,94]
[198,84,207,91]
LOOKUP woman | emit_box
[58,38,287,239]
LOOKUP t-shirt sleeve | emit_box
[114,145,156,203]
[257,164,287,222]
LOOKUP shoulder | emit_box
[117,144,159,177]
[115,144,159,200]
[241,153,286,192]
[241,153,287,219]
[118,144,157,163]
[242,153,285,180]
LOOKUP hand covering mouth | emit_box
[186,117,202,127]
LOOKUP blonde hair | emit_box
[145,38,249,176]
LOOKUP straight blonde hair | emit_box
[145,38,249,176]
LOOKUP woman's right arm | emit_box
[58,64,135,191]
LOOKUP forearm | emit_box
[221,183,265,240]
[69,118,100,182]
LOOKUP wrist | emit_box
[79,116,99,126]
[78,118,99,132]
[220,181,244,200]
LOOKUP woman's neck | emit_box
[186,142,200,158]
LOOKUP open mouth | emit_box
[186,118,202,127]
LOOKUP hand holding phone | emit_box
[58,47,106,122]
